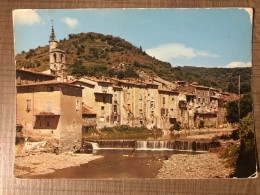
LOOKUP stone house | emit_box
[82,105,97,133]
[16,69,55,85]
[158,88,179,130]
[16,81,83,153]
[78,77,114,129]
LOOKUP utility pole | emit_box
[238,74,241,123]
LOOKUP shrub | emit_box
[101,126,114,134]
[220,144,240,168]
[170,121,181,131]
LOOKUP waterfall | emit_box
[91,142,99,150]
[83,139,219,152]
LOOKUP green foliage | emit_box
[240,93,253,119]
[116,66,139,79]
[226,101,239,123]
[71,60,87,77]
[226,93,253,124]
[101,126,114,134]
[170,121,181,131]
[239,112,255,151]
[235,112,256,177]
[15,32,252,93]
[82,127,100,136]
[220,144,240,168]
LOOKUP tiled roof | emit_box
[191,81,199,85]
[223,94,239,102]
[16,80,84,89]
[112,84,122,89]
[17,69,55,77]
[82,106,96,115]
[68,79,95,86]
[84,76,113,84]
[158,88,179,93]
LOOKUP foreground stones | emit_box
[157,153,234,179]
[14,153,103,177]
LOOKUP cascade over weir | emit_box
[83,140,220,152]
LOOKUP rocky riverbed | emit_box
[157,153,234,179]
[14,153,103,178]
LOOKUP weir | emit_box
[83,140,220,152]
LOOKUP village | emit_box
[15,25,238,154]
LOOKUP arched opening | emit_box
[53,53,56,62]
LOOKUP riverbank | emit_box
[157,153,234,179]
[14,153,103,178]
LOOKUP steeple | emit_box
[49,20,56,41]
[48,20,67,82]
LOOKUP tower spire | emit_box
[49,20,56,41]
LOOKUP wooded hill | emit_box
[15,32,251,94]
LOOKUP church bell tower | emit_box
[49,22,67,82]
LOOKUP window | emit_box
[101,106,105,110]
[113,105,117,112]
[45,101,52,112]
[163,97,166,104]
[53,53,56,62]
[198,98,201,103]
[161,108,165,116]
[150,101,154,108]
[26,99,31,112]
[76,99,80,111]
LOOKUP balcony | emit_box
[34,108,61,116]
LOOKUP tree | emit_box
[71,60,87,77]
[226,93,253,123]
[240,93,253,119]
[235,112,256,177]
[226,101,239,123]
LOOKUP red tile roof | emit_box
[16,80,84,89]
[82,106,96,115]
[17,69,55,77]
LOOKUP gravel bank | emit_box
[157,153,233,179]
[14,153,103,177]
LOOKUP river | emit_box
[27,149,203,179]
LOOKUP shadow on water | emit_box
[27,149,201,179]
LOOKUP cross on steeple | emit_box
[49,20,56,41]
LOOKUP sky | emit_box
[13,9,252,68]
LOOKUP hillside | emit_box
[15,32,251,94]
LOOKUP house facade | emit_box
[16,81,83,153]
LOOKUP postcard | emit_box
[13,8,256,179]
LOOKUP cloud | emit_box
[145,43,218,62]
[13,9,41,25]
[61,17,78,29]
[225,61,252,68]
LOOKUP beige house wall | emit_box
[17,84,83,153]
[59,87,82,153]
[17,89,61,143]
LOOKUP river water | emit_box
[28,149,202,179]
